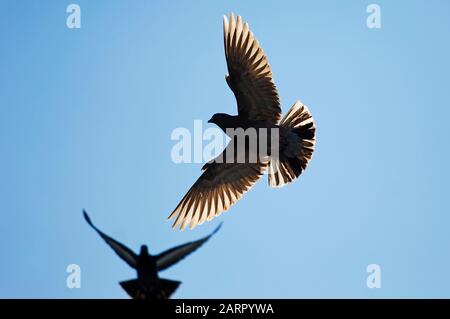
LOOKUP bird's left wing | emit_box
[156,223,222,271]
[223,13,281,124]
[83,210,138,269]
[168,148,267,230]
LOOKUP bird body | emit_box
[168,13,316,230]
[135,246,158,287]
[209,113,307,159]
[83,210,221,299]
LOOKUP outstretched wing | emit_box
[223,13,281,124]
[156,223,223,271]
[168,143,268,230]
[83,210,138,269]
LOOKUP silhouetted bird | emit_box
[83,210,222,299]
[168,13,316,230]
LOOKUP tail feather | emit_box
[120,278,181,300]
[157,279,181,299]
[269,101,316,187]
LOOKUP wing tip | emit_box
[172,219,183,231]
[212,221,223,235]
[171,221,184,232]
[83,209,93,225]
[171,217,222,232]
[167,212,176,221]
[171,211,189,231]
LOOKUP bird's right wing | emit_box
[83,210,138,269]
[156,223,223,271]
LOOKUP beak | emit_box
[207,119,212,123]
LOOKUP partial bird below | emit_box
[168,13,316,231]
[83,210,222,299]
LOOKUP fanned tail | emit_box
[269,101,316,187]
[120,278,181,299]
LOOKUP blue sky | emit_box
[1,0,450,298]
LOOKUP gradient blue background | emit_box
[1,0,450,298]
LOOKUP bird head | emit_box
[140,245,149,255]
[208,113,235,130]
[208,113,224,125]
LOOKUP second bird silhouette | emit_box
[84,210,222,299]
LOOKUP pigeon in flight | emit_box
[168,13,316,230]
[83,210,222,299]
